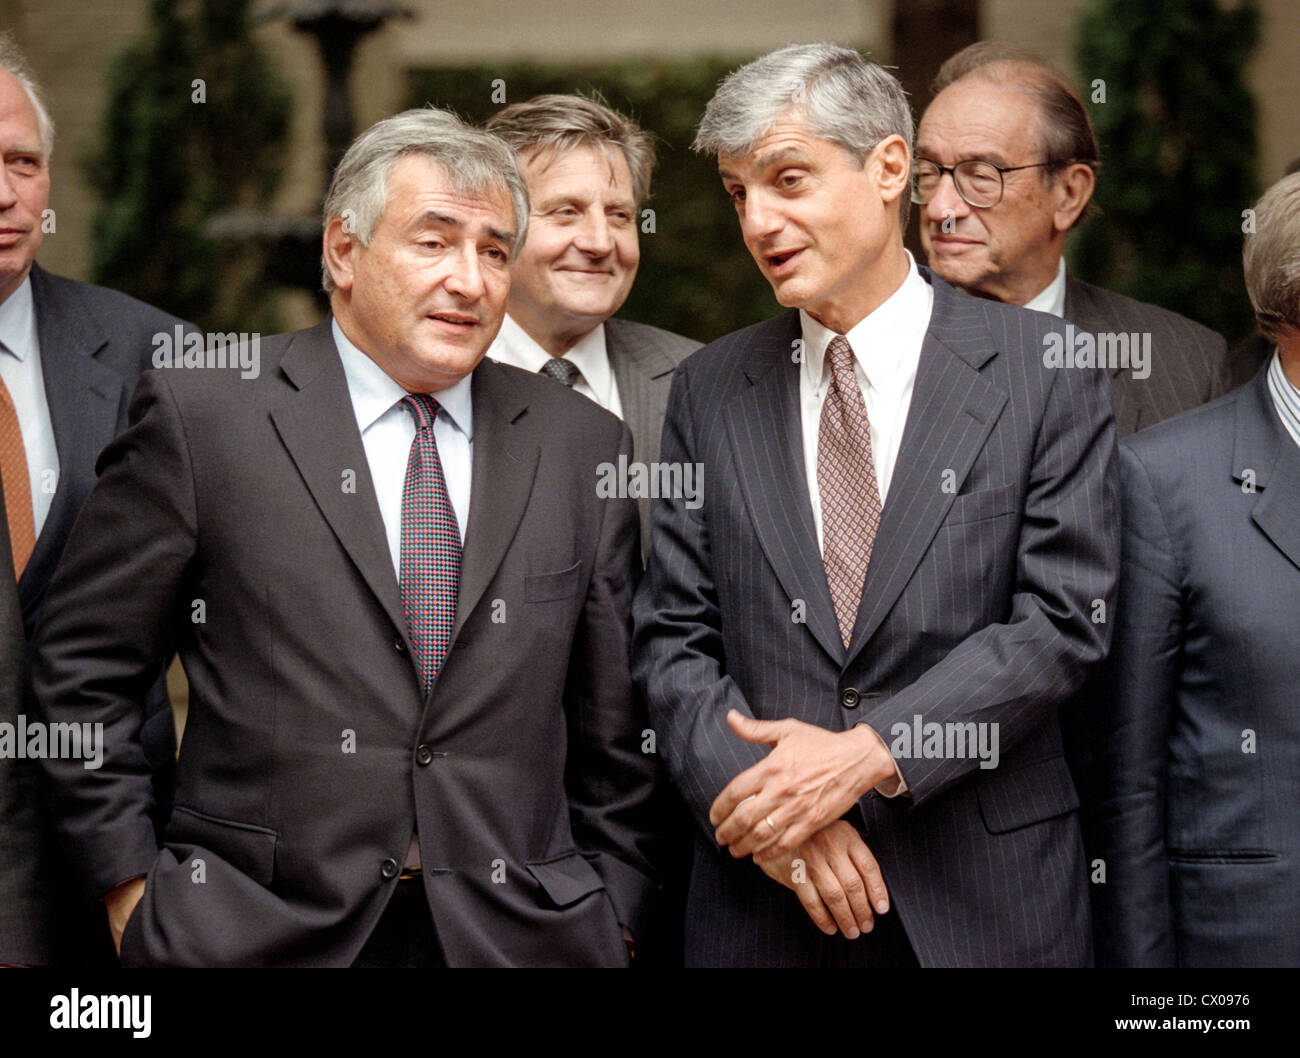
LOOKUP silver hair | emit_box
[0,32,55,157]
[693,42,913,228]
[1243,171,1300,341]
[321,106,530,294]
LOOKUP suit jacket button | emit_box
[416,744,434,766]
[380,858,399,880]
[841,688,860,709]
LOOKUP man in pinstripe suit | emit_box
[632,44,1118,967]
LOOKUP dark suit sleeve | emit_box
[0,499,52,965]
[631,364,768,838]
[867,342,1120,802]
[1083,443,1180,967]
[566,421,658,937]
[31,370,197,902]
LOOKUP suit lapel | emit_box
[451,358,539,643]
[846,277,1006,663]
[606,319,676,462]
[724,311,843,664]
[1234,366,1300,573]
[23,264,126,605]
[270,321,412,647]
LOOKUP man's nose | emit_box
[573,210,615,256]
[444,245,487,301]
[0,166,17,210]
[925,170,970,225]
[741,189,783,244]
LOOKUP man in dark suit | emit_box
[632,44,1117,967]
[485,95,699,558]
[33,107,656,966]
[1,485,49,966]
[0,35,191,965]
[915,41,1225,436]
[1078,172,1300,967]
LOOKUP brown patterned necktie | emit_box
[0,373,36,579]
[817,335,882,647]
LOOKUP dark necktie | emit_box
[538,357,583,388]
[817,335,883,648]
[399,393,461,695]
[0,373,35,579]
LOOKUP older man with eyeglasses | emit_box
[916,40,1226,437]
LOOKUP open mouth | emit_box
[766,248,802,272]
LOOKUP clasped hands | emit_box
[709,709,897,939]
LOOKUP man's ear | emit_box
[872,134,912,209]
[1052,163,1096,233]
[322,216,357,294]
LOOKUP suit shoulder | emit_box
[1070,278,1225,350]
[484,358,627,444]
[1121,384,1239,467]
[32,266,193,333]
[605,317,701,363]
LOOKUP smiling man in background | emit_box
[486,95,698,558]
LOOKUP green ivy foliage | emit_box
[407,59,781,346]
[1074,0,1260,344]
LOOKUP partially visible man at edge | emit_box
[0,33,192,966]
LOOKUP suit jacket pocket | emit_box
[945,483,1019,526]
[976,755,1080,834]
[166,804,279,886]
[524,560,583,603]
[525,850,607,907]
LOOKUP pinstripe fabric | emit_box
[632,267,1119,967]
[1063,276,1226,437]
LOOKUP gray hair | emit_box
[486,93,656,207]
[1243,172,1300,341]
[321,106,530,294]
[693,43,914,228]
[0,32,55,157]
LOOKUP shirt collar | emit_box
[492,313,612,402]
[331,317,474,439]
[1266,349,1300,451]
[800,250,931,393]
[0,274,36,361]
[1022,257,1068,318]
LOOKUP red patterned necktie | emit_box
[0,373,36,579]
[400,393,462,695]
[817,335,882,648]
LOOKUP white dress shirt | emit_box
[800,251,934,553]
[799,253,933,799]
[332,319,473,579]
[0,275,59,538]
[1022,257,1068,318]
[1267,350,1300,452]
[488,313,624,418]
